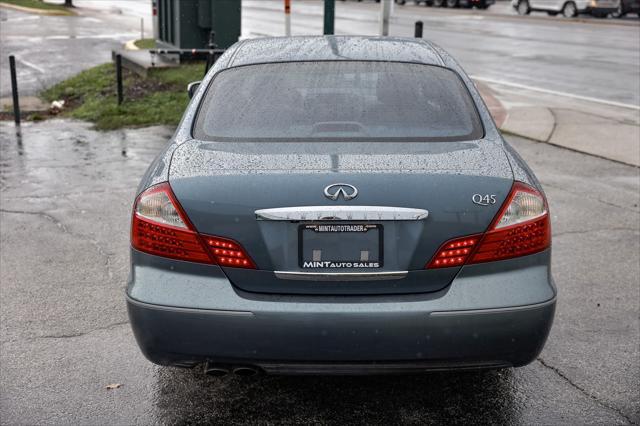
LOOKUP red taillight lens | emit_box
[470,216,549,263]
[427,236,480,269]
[132,183,212,263]
[203,236,256,269]
[427,182,550,268]
[132,216,212,263]
[131,183,255,268]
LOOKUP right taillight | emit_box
[427,182,550,268]
[131,183,256,268]
[470,182,550,264]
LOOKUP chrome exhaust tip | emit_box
[204,363,230,377]
[232,366,259,377]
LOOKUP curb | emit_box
[502,106,639,168]
[0,96,49,113]
[124,40,140,51]
[476,82,639,168]
[0,2,75,15]
[501,128,640,168]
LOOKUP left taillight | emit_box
[132,183,212,263]
[131,183,255,268]
[427,182,550,268]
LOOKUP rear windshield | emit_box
[193,61,483,142]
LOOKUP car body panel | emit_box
[126,248,556,369]
[127,295,555,370]
[128,248,555,311]
[168,139,514,294]
[164,38,516,295]
[127,36,555,373]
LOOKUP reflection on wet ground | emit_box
[153,367,517,424]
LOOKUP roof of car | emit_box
[225,36,447,68]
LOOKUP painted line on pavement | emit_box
[17,57,45,74]
[472,76,640,111]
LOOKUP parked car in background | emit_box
[612,0,640,16]
[513,0,618,17]
[403,0,495,8]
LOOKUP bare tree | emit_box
[64,0,74,7]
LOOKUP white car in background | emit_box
[512,0,618,17]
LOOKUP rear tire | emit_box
[562,1,578,17]
[447,0,459,7]
[433,0,446,7]
[610,3,622,17]
[516,0,530,14]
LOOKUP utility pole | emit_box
[324,0,335,35]
[379,0,391,36]
[284,0,291,36]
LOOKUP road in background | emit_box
[0,119,638,424]
[242,0,640,106]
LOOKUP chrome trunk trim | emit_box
[274,271,408,281]
[255,206,428,221]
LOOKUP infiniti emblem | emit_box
[324,183,358,201]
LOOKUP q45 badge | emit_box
[472,194,497,206]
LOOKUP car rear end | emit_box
[126,51,556,375]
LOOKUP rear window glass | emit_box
[193,61,483,142]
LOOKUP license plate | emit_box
[299,224,383,269]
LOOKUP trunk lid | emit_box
[169,139,513,295]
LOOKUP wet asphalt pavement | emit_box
[0,119,638,424]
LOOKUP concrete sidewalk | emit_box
[477,82,640,167]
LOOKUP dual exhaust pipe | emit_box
[204,363,260,377]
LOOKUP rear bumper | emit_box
[127,295,555,372]
[126,248,556,373]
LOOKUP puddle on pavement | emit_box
[0,119,173,198]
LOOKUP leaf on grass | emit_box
[106,383,122,390]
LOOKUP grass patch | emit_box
[41,62,205,130]
[134,38,156,49]
[0,0,74,14]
